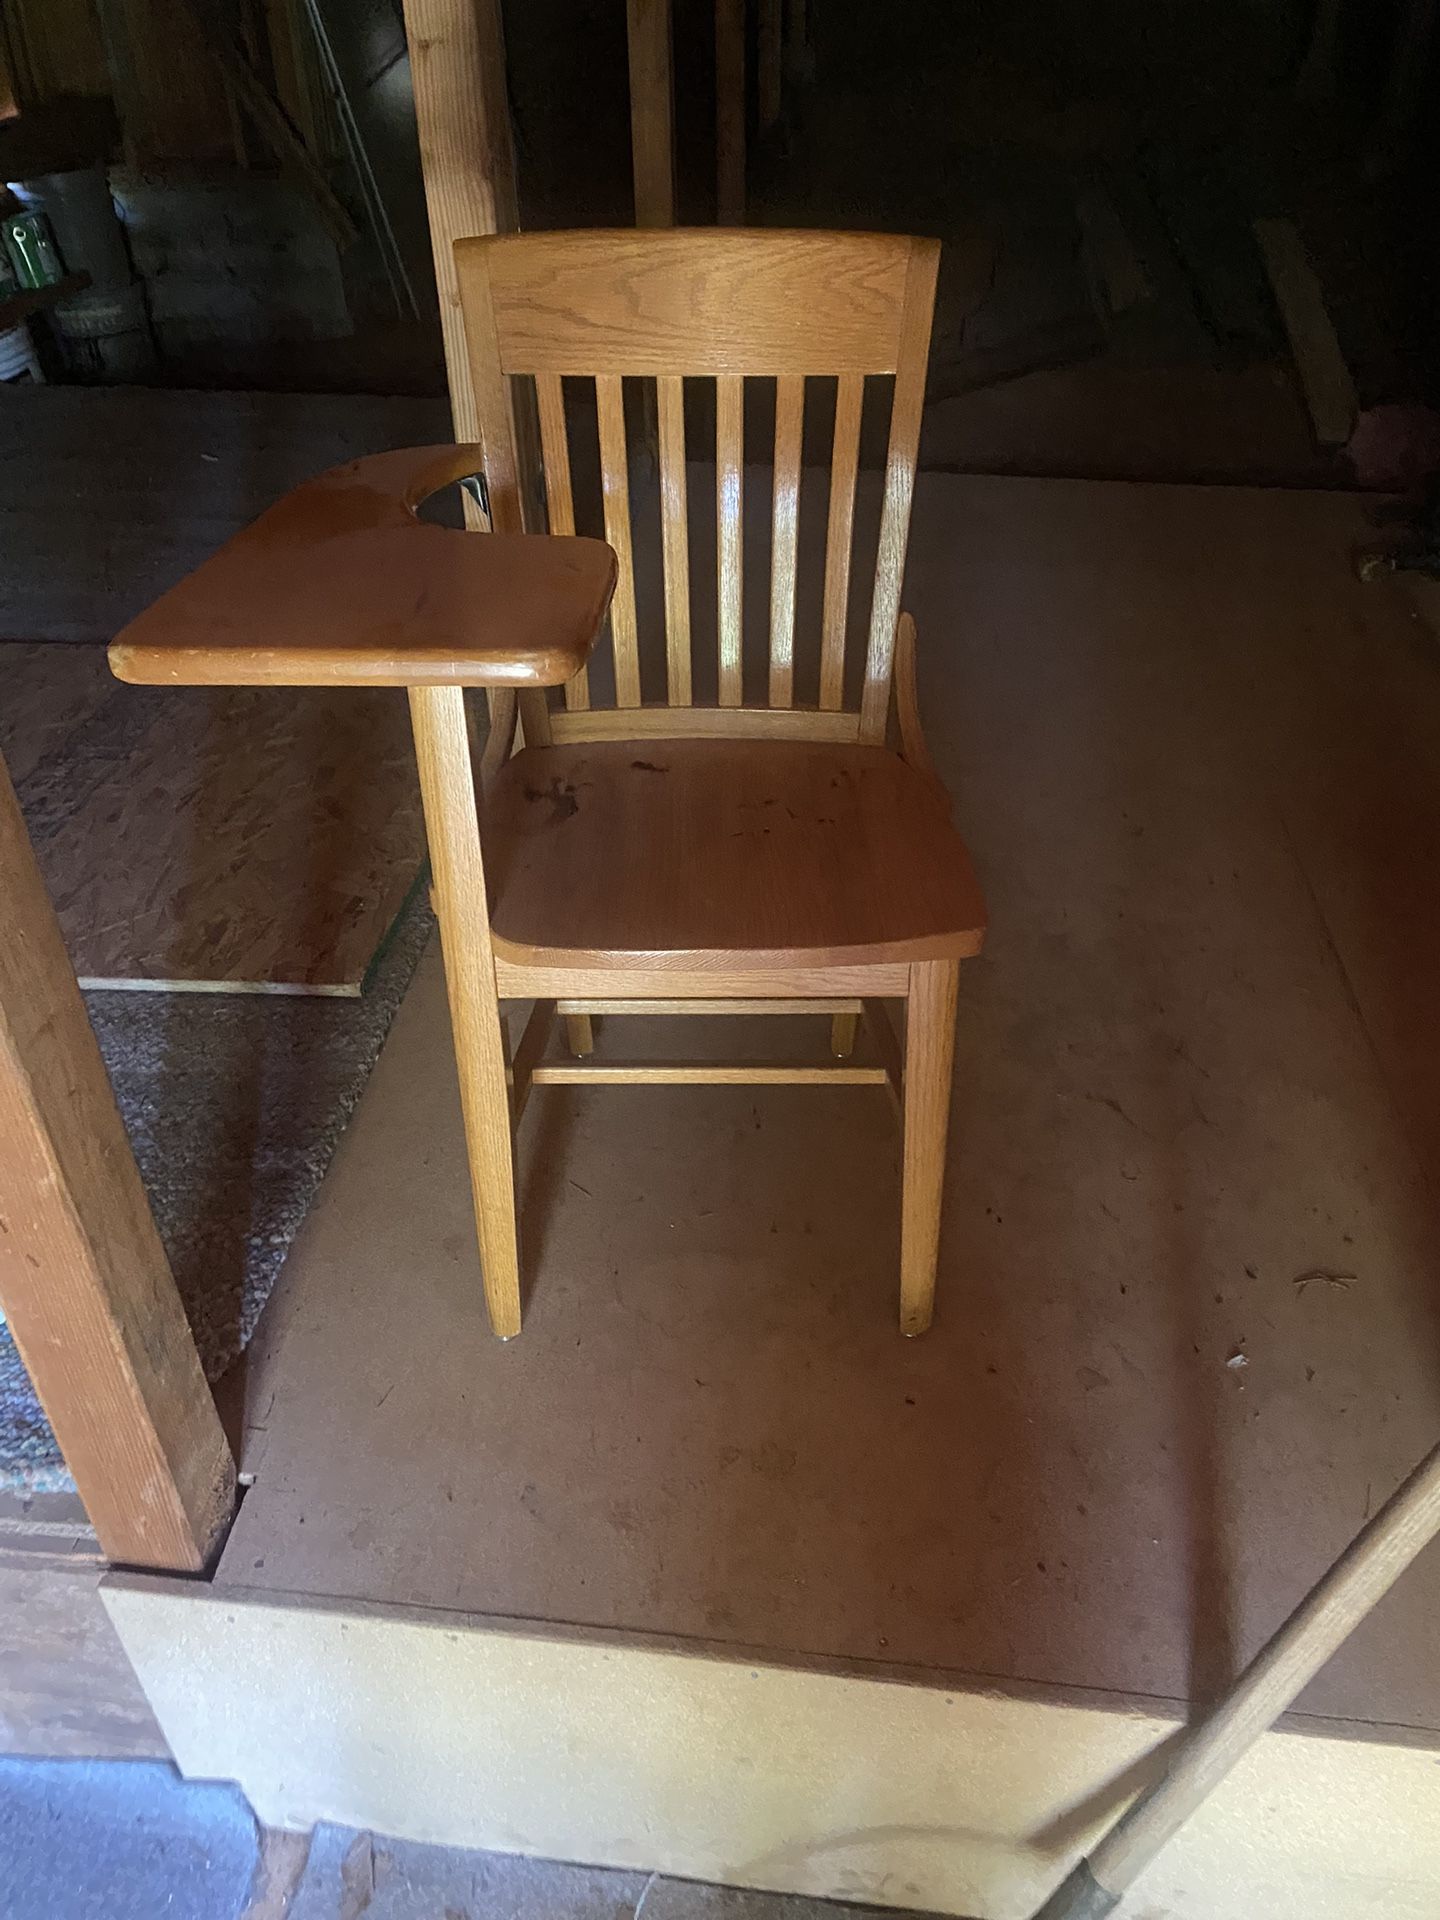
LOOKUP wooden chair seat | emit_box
[485,739,986,971]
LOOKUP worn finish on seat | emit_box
[110,445,617,691]
[485,740,986,970]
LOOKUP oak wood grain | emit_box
[894,612,938,782]
[535,373,591,711]
[820,372,864,711]
[555,997,862,1016]
[860,240,940,740]
[596,376,643,707]
[483,739,986,971]
[109,446,617,691]
[899,958,960,1336]
[455,228,942,377]
[531,1063,887,1086]
[454,229,988,740]
[716,373,745,706]
[549,704,860,745]
[657,374,693,703]
[409,685,521,1337]
[0,751,234,1569]
[401,0,517,442]
[496,961,910,996]
[769,374,804,706]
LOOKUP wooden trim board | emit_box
[102,1577,1440,1920]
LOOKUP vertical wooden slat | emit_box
[819,371,863,711]
[596,374,643,708]
[715,0,745,223]
[716,374,744,706]
[859,240,939,741]
[625,0,675,226]
[535,373,590,711]
[768,374,804,707]
[0,750,234,1570]
[657,375,692,704]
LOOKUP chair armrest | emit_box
[894,611,939,782]
[108,445,617,691]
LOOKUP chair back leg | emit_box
[564,1013,596,1056]
[899,958,960,1336]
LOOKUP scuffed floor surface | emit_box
[0,1757,939,1920]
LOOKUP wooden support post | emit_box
[1253,217,1357,449]
[402,0,519,441]
[627,0,676,227]
[401,0,549,746]
[715,0,745,222]
[0,752,234,1571]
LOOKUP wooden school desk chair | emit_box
[110,228,987,1341]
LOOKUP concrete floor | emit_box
[216,473,1440,1733]
[0,1756,904,1920]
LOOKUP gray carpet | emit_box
[0,896,434,1493]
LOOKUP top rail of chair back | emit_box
[455,227,984,379]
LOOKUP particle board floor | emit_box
[0,642,425,993]
[220,475,1440,1732]
[0,386,444,991]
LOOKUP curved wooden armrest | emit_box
[108,445,617,691]
[894,611,940,785]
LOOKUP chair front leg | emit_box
[899,957,960,1336]
[409,685,522,1338]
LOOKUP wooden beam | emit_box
[715,0,745,222]
[400,0,546,744]
[401,0,519,443]
[0,752,234,1572]
[1253,217,1357,449]
[626,0,675,227]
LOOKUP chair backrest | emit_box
[453,227,940,744]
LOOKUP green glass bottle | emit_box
[4,212,65,290]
